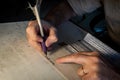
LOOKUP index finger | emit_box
[56,53,88,65]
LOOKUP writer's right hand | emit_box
[26,20,58,53]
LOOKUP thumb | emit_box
[56,53,87,65]
[45,27,58,47]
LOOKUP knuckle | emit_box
[26,25,32,33]
[94,57,99,61]
[26,26,30,33]
[77,68,86,77]
[77,69,82,75]
[90,57,99,63]
[26,21,38,33]
[28,20,37,26]
[28,21,33,25]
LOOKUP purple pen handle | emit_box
[41,41,47,55]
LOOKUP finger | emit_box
[49,27,57,36]
[26,21,43,42]
[45,35,58,47]
[29,40,42,52]
[45,27,58,47]
[26,32,43,42]
[78,51,99,56]
[56,53,87,64]
[28,20,38,29]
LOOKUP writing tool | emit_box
[29,0,47,55]
[28,0,47,55]
[34,5,47,55]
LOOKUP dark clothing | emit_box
[103,0,120,45]
[0,0,34,22]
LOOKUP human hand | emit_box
[56,51,120,80]
[26,20,58,53]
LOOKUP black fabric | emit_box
[0,0,35,23]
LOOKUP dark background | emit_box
[0,0,61,23]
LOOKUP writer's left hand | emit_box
[56,51,120,80]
